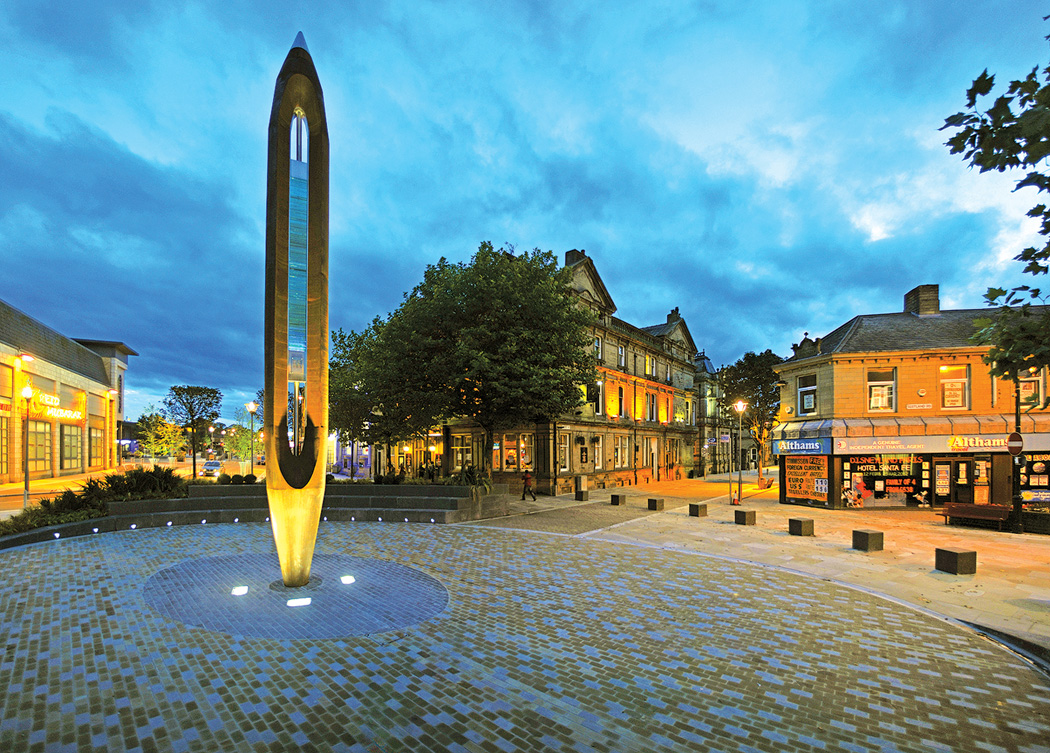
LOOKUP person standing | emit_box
[521,470,536,501]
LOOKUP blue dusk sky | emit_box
[0,1,1045,423]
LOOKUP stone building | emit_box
[771,284,1050,509]
[0,298,135,485]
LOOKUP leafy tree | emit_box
[163,385,222,478]
[720,350,782,484]
[330,242,597,472]
[942,36,1050,394]
[136,405,184,459]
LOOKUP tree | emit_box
[942,37,1050,390]
[163,385,222,478]
[329,242,597,473]
[136,405,184,459]
[720,350,782,484]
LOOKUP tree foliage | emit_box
[162,385,222,477]
[942,33,1050,384]
[135,405,184,459]
[720,349,783,482]
[329,242,597,470]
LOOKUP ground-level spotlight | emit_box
[231,586,249,596]
[286,597,311,608]
[340,575,356,585]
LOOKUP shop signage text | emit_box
[773,438,831,455]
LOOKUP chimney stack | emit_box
[904,284,940,316]
[565,249,587,266]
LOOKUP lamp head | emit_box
[246,401,258,414]
[733,400,748,413]
[21,384,33,399]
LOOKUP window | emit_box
[27,420,51,473]
[594,435,603,470]
[558,433,569,472]
[0,417,7,475]
[867,368,896,412]
[451,435,472,471]
[594,380,604,412]
[89,427,103,467]
[0,363,11,399]
[1019,368,1045,408]
[60,424,82,470]
[614,435,630,468]
[665,363,671,382]
[618,387,625,417]
[647,393,657,422]
[617,345,626,368]
[798,374,817,416]
[940,365,970,409]
[594,336,603,361]
[499,433,534,471]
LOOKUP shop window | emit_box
[500,433,535,471]
[558,433,569,472]
[867,368,896,412]
[617,345,626,368]
[797,374,817,415]
[1019,368,1045,408]
[594,435,603,470]
[939,364,970,409]
[60,425,82,470]
[88,427,103,468]
[27,420,51,473]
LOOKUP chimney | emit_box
[667,307,681,324]
[565,249,587,266]
[904,284,940,316]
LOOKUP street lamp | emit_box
[733,400,748,505]
[246,401,258,476]
[21,383,33,509]
[209,425,215,458]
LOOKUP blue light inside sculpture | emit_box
[288,108,309,453]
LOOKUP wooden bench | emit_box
[939,503,1010,531]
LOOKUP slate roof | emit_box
[0,298,115,385]
[790,306,1049,361]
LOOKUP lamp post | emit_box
[21,383,33,509]
[208,425,215,459]
[734,400,748,505]
[246,401,258,476]
[1012,377,1024,533]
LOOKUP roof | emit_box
[786,307,1043,362]
[0,298,129,385]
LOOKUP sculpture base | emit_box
[266,485,325,586]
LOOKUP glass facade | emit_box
[27,420,51,473]
[89,427,103,467]
[60,424,82,470]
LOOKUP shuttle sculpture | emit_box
[264,32,329,587]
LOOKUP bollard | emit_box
[688,503,707,517]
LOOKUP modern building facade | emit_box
[771,284,1050,509]
[0,298,135,485]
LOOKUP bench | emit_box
[939,503,1010,531]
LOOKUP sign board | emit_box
[784,456,828,502]
[1007,432,1023,457]
[773,438,831,456]
[719,434,730,443]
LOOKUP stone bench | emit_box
[788,518,813,536]
[852,529,884,552]
[734,510,755,526]
[688,503,707,517]
[647,498,664,511]
[936,548,977,575]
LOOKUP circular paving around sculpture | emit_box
[0,520,1047,753]
[142,553,449,639]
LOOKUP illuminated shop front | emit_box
[774,423,1050,509]
[1,298,135,485]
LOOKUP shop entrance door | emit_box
[932,458,974,506]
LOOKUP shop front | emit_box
[775,423,1050,510]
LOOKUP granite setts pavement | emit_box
[1,520,1048,752]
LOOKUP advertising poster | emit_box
[784,456,828,503]
[842,455,921,506]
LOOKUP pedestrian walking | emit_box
[521,470,536,501]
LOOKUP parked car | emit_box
[200,460,223,477]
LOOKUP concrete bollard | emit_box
[788,518,814,536]
[688,503,707,517]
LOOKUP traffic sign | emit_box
[1007,432,1024,457]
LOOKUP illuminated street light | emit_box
[734,400,748,506]
[246,401,258,476]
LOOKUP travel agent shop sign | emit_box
[773,438,831,455]
[833,435,1040,454]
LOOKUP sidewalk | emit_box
[483,477,1050,660]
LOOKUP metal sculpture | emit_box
[264,32,329,587]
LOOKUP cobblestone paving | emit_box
[0,521,1048,752]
